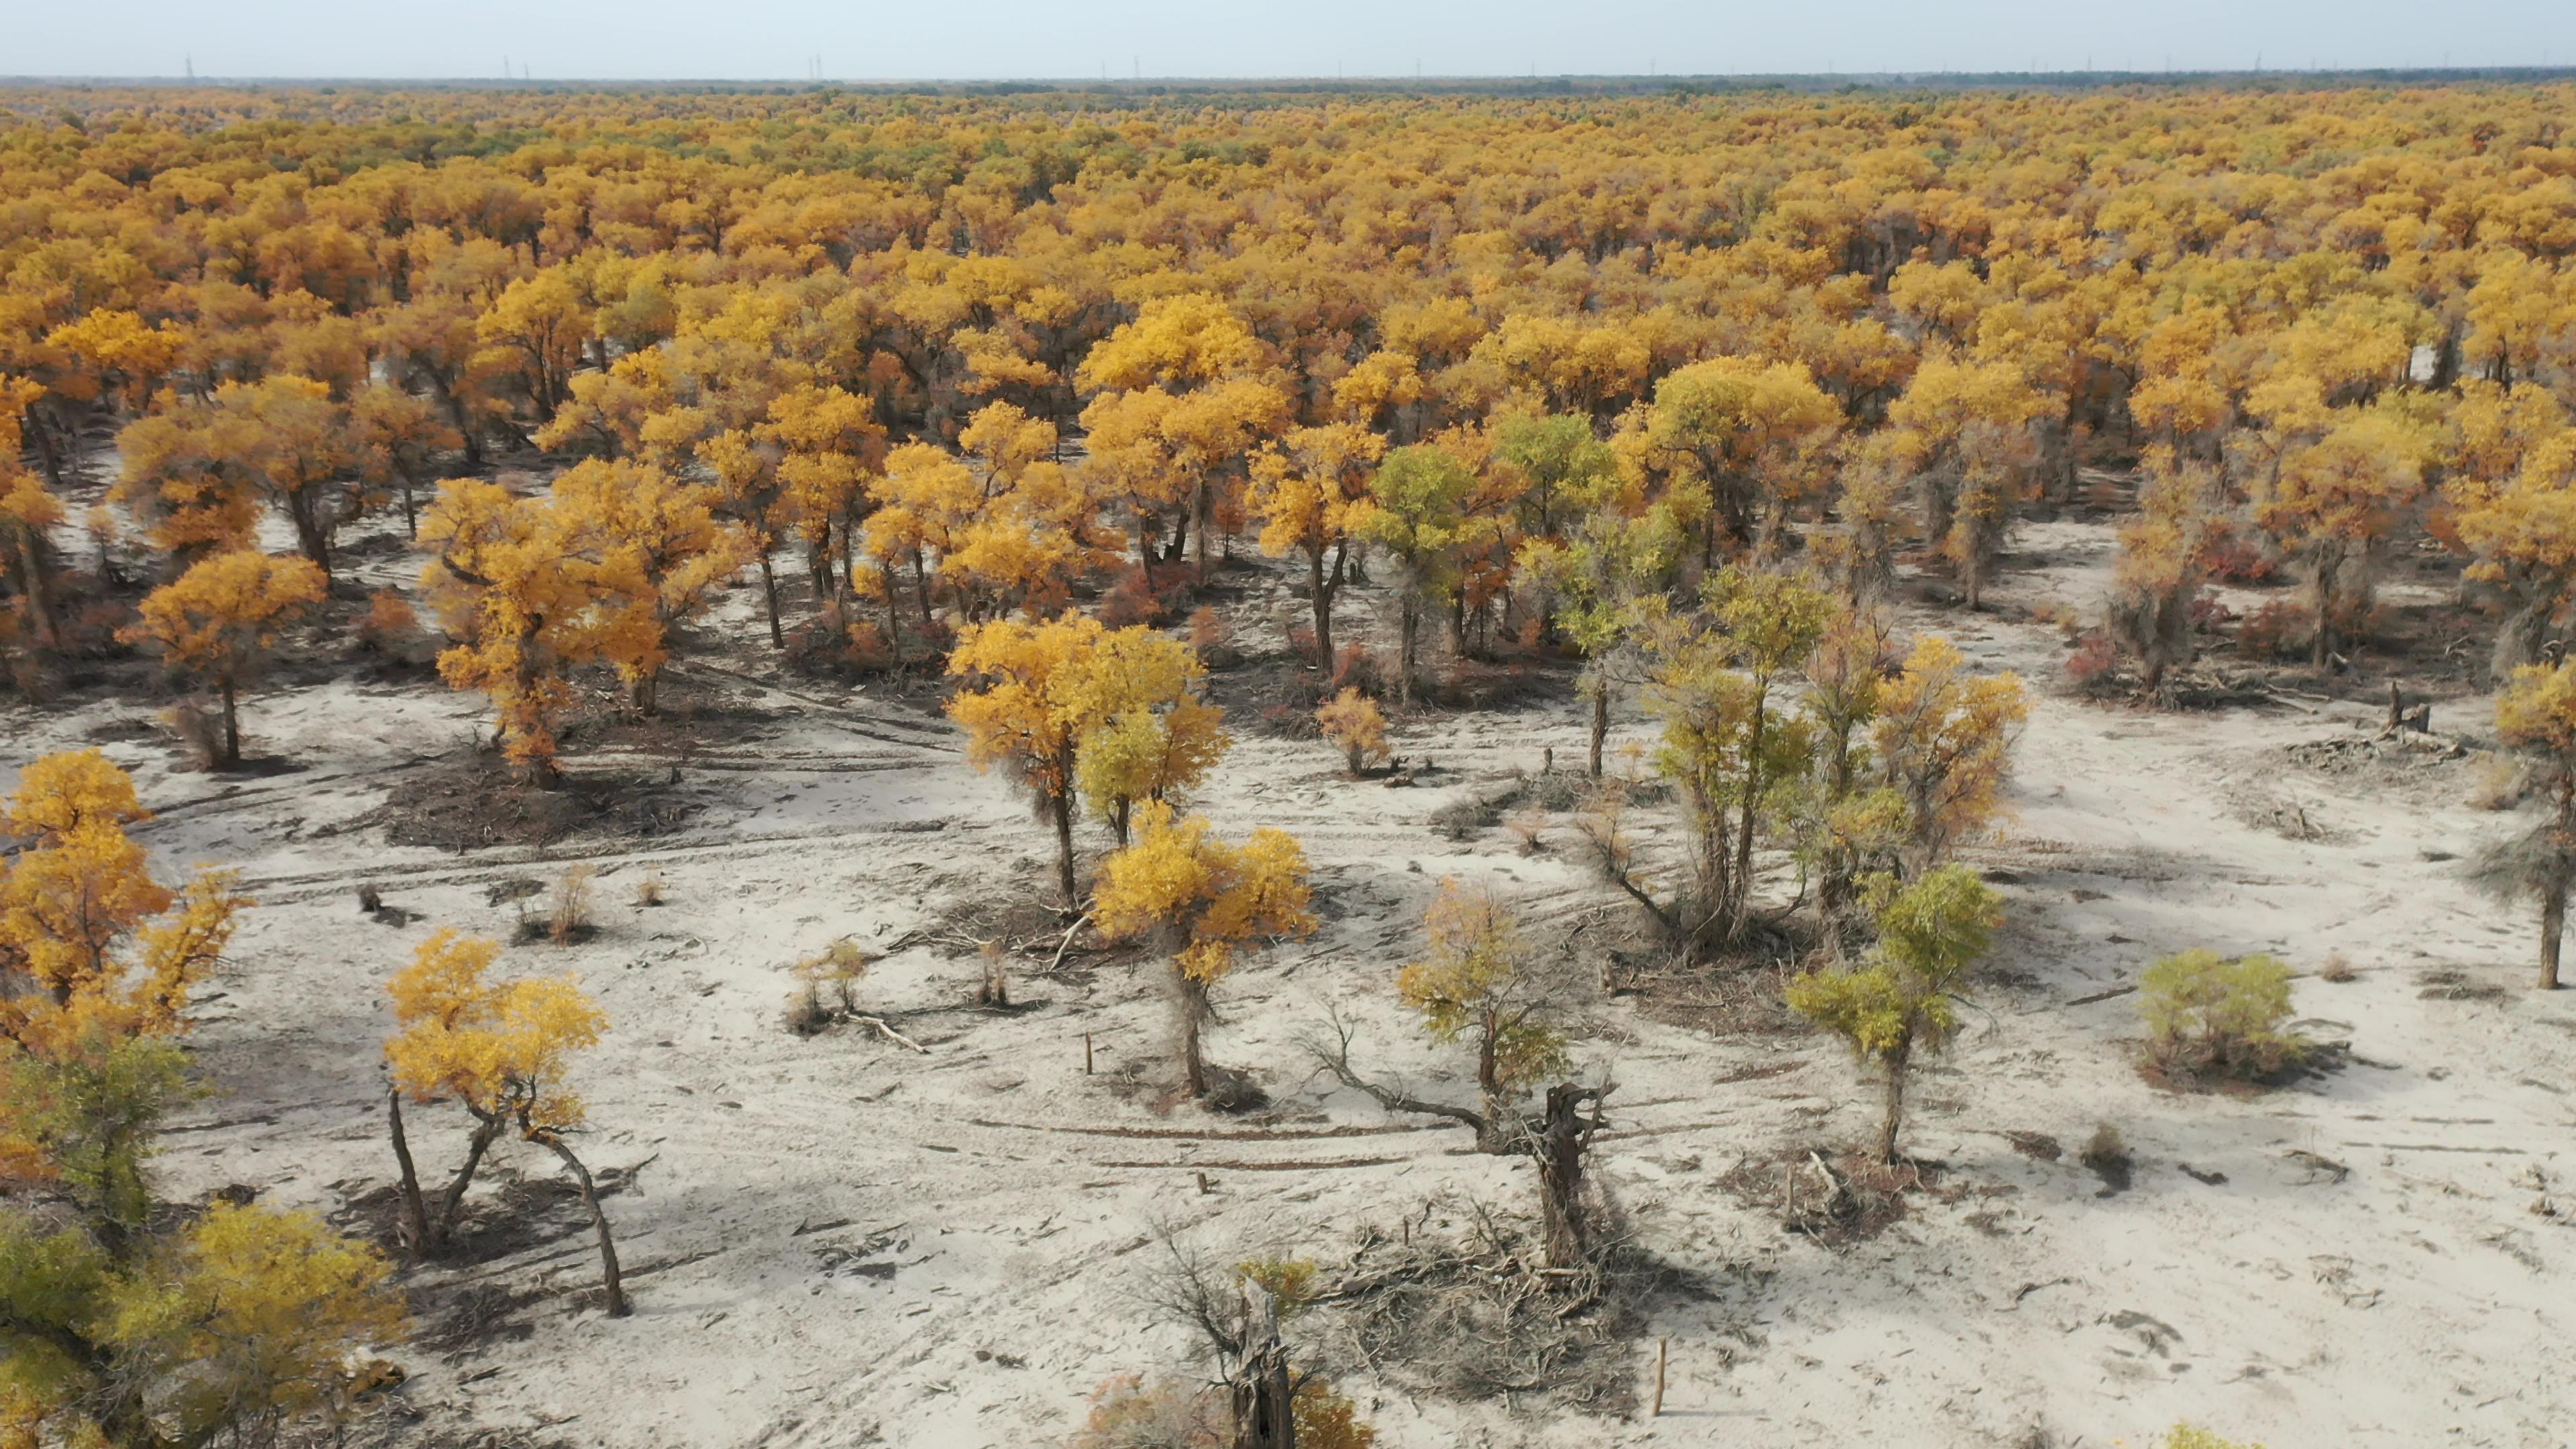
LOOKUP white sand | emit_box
[5,515,2569,1449]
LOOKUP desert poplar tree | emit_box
[1093,804,1316,1099]
[1788,865,2001,1161]
[123,549,328,768]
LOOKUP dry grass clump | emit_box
[2317,950,2356,983]
[549,865,596,945]
[160,700,225,770]
[2079,1122,2134,1195]
[633,871,666,908]
[2468,752,2524,811]
[514,864,600,944]
[787,937,872,1034]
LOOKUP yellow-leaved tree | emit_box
[1071,627,1230,846]
[1248,422,1384,667]
[383,927,627,1312]
[0,376,65,661]
[1093,804,1316,1099]
[948,614,1216,904]
[2481,659,2576,989]
[0,750,244,1055]
[2,761,394,1449]
[123,549,328,769]
[1872,636,2030,873]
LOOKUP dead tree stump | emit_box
[1532,1081,1611,1270]
[1230,1287,1295,1449]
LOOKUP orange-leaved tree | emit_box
[123,549,328,768]
[0,749,244,1055]
[383,927,626,1311]
[1093,803,1316,1099]
[551,458,752,714]
[419,478,617,782]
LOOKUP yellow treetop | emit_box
[0,750,245,1053]
[1872,637,2030,869]
[419,477,620,775]
[126,551,327,701]
[384,928,605,1132]
[1093,802,1316,985]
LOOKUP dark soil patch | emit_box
[331,1164,635,1273]
[2417,967,2512,1002]
[2078,1129,2134,1196]
[375,759,704,851]
[2004,1130,2063,1162]
[413,1279,549,1354]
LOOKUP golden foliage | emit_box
[384,928,604,1131]
[0,751,244,1054]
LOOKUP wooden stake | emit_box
[1652,1337,1667,1416]
[1083,1032,1093,1075]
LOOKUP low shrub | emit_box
[2202,534,2278,585]
[548,865,597,945]
[2234,600,2308,661]
[2140,948,2303,1079]
[1316,688,1390,776]
[2064,631,2122,692]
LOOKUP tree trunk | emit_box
[1307,548,1334,668]
[2310,557,2338,668]
[1727,690,1767,937]
[1191,480,1211,581]
[1876,1037,1913,1164]
[388,1087,427,1263]
[1587,673,1609,778]
[1395,594,1419,708]
[432,1112,506,1247]
[2541,875,2566,991]
[1111,797,1131,847]
[1177,971,1211,1099]
[1230,1288,1297,1449]
[757,550,784,649]
[1050,787,1078,909]
[529,1128,630,1318]
[219,678,241,769]
[12,528,56,648]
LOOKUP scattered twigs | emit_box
[851,1015,928,1054]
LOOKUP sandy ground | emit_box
[4,515,2570,1449]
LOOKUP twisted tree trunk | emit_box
[527,1124,629,1318]
[388,1087,427,1262]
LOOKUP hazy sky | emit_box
[10,0,2573,80]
